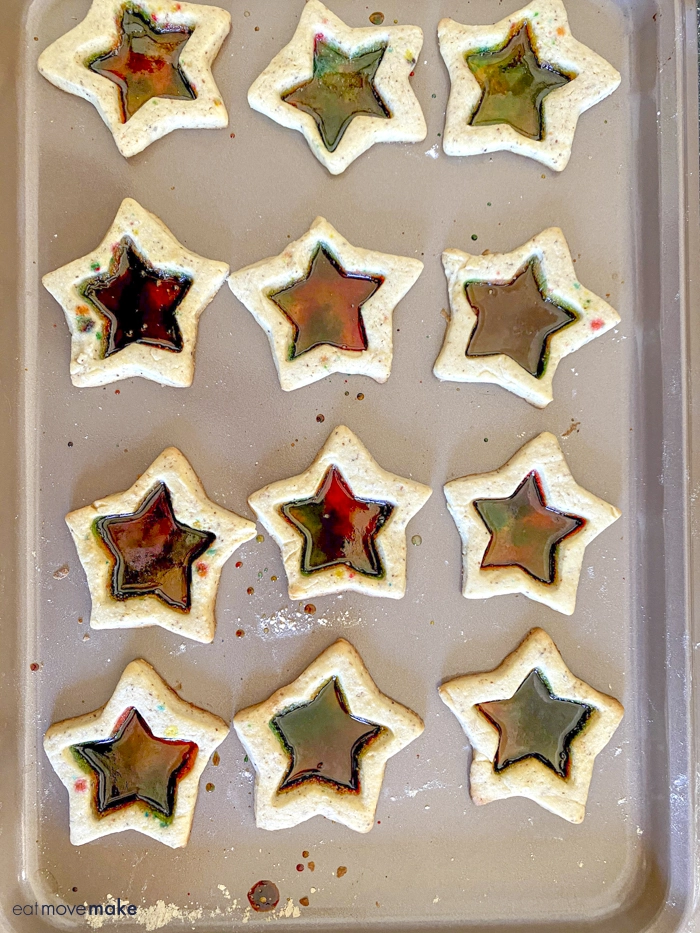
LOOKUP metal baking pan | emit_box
[1,0,699,930]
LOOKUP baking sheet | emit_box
[1,0,699,930]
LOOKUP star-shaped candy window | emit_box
[96,481,216,611]
[281,465,394,578]
[478,670,591,778]
[269,246,382,359]
[466,25,571,141]
[272,678,383,792]
[474,471,583,584]
[88,7,195,123]
[283,38,390,152]
[466,262,576,378]
[81,237,191,359]
[72,707,198,818]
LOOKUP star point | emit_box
[44,659,229,846]
[233,639,424,832]
[439,628,624,823]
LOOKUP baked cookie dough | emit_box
[233,638,424,832]
[439,627,624,823]
[444,431,620,615]
[228,216,423,391]
[247,0,426,174]
[248,425,431,600]
[438,0,621,171]
[44,658,229,846]
[43,198,229,388]
[433,227,620,408]
[38,0,231,158]
[66,446,256,642]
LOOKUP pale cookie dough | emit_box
[43,198,229,388]
[444,431,620,615]
[38,0,231,158]
[247,0,426,174]
[433,227,621,408]
[439,627,624,823]
[233,638,424,832]
[44,658,229,846]
[438,0,621,171]
[66,446,256,642]
[248,425,431,600]
[228,216,423,391]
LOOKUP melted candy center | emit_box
[89,7,195,122]
[466,262,576,378]
[96,481,215,611]
[478,670,591,777]
[281,465,393,577]
[474,471,583,584]
[466,25,571,140]
[72,707,198,817]
[272,678,383,791]
[81,237,191,359]
[270,247,381,359]
[283,38,390,151]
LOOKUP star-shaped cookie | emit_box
[433,228,620,408]
[233,638,424,832]
[444,431,620,615]
[66,446,256,642]
[38,0,231,158]
[247,0,426,174]
[438,0,621,171]
[44,658,229,846]
[248,425,432,600]
[43,198,229,388]
[438,628,624,823]
[228,217,423,391]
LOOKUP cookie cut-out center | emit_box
[272,678,383,791]
[270,246,381,358]
[478,669,591,777]
[72,707,198,817]
[466,25,571,140]
[283,38,391,151]
[281,465,393,577]
[96,481,215,611]
[89,7,195,122]
[474,471,583,584]
[81,237,191,359]
[465,262,576,378]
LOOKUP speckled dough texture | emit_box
[228,216,424,391]
[438,0,621,171]
[433,227,621,407]
[42,198,229,388]
[439,628,624,823]
[444,431,621,615]
[65,446,257,642]
[43,659,230,846]
[248,425,432,600]
[233,638,424,832]
[247,0,427,174]
[38,0,231,158]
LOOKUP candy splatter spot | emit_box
[212,751,220,766]
[302,850,310,858]
[74,778,88,792]
[256,534,265,543]
[304,603,316,614]
[205,782,215,792]
[337,866,347,878]
[30,662,41,672]
[296,864,304,872]
[248,880,279,912]
[299,897,310,907]
[235,561,243,568]
[316,414,325,423]
[369,12,385,24]
[411,535,422,546]
[236,629,245,637]
[590,318,605,331]
[247,587,255,595]
[196,562,208,576]
[356,393,364,400]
